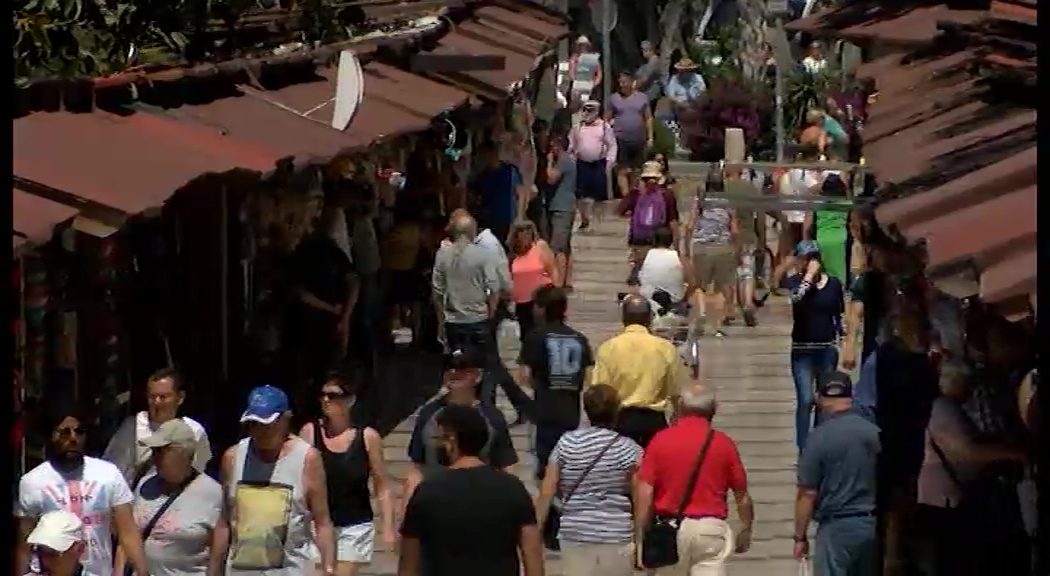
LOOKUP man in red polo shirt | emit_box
[635,382,754,575]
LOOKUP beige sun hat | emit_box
[674,58,699,71]
[640,161,665,181]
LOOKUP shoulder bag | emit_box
[124,471,200,576]
[543,432,620,551]
[641,428,716,569]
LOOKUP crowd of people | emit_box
[15,36,1039,576]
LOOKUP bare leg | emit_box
[577,198,593,231]
[555,252,569,287]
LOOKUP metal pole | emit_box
[601,0,612,109]
[774,17,785,163]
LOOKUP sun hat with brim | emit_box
[240,385,290,425]
[27,510,84,553]
[794,239,820,257]
[581,100,601,110]
[139,418,198,451]
[674,58,699,71]
[576,35,591,44]
[639,161,665,181]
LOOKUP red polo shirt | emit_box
[638,415,747,519]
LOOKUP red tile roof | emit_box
[785,1,985,47]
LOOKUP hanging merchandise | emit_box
[21,254,49,399]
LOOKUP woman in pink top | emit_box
[508,219,560,342]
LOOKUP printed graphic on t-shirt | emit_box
[230,483,293,570]
[545,335,584,390]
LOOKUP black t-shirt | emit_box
[288,232,353,309]
[518,322,594,429]
[400,466,536,576]
[873,339,938,480]
[407,397,518,471]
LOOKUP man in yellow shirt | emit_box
[589,294,679,448]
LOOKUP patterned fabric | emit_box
[692,207,732,245]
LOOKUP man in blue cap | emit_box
[209,385,337,576]
[793,370,880,576]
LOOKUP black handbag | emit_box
[641,428,716,569]
[543,433,620,551]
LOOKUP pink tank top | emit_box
[510,244,552,304]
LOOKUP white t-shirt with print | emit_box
[781,169,820,224]
[16,457,134,576]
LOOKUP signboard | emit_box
[766,0,790,16]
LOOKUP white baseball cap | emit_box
[27,510,85,553]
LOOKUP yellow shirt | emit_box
[589,324,679,412]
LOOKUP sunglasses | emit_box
[319,392,350,401]
[55,426,86,438]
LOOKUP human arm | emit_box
[618,188,639,217]
[305,448,337,573]
[397,487,426,576]
[112,502,150,576]
[483,256,501,318]
[665,189,681,245]
[336,271,360,344]
[208,447,235,575]
[431,249,447,330]
[545,152,562,182]
[930,401,1026,465]
[593,62,603,89]
[793,439,822,557]
[402,410,430,516]
[803,211,815,241]
[643,99,654,146]
[727,440,754,553]
[364,427,397,546]
[537,240,562,287]
[588,342,608,387]
[534,459,560,529]
[603,123,618,167]
[487,407,520,471]
[514,481,545,576]
[665,77,684,104]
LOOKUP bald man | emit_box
[590,294,679,448]
[436,210,531,421]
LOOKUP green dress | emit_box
[814,210,849,285]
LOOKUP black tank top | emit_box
[314,422,374,526]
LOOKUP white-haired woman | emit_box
[115,419,223,576]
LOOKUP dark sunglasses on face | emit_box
[320,392,350,401]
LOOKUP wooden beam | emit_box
[410,54,506,72]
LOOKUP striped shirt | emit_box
[550,427,642,544]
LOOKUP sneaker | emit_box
[392,327,414,345]
[713,329,727,339]
[721,317,734,327]
[743,309,757,327]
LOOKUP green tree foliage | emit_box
[13,0,364,85]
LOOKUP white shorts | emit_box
[311,522,375,563]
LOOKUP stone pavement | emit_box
[360,213,803,575]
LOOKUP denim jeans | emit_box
[815,516,877,576]
[791,346,839,452]
[444,320,532,416]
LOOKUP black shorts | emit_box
[576,159,608,201]
[616,140,647,170]
[615,407,668,449]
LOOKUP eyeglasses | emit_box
[319,392,350,401]
[55,426,86,438]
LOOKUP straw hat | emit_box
[674,58,699,71]
[640,161,664,181]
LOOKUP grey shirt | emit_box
[635,58,665,102]
[609,91,650,144]
[798,410,881,521]
[548,155,578,213]
[432,240,500,324]
[133,473,223,576]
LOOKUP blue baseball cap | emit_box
[795,240,820,257]
[240,385,290,425]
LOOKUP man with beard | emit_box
[16,404,150,576]
[24,510,88,576]
[398,404,543,576]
